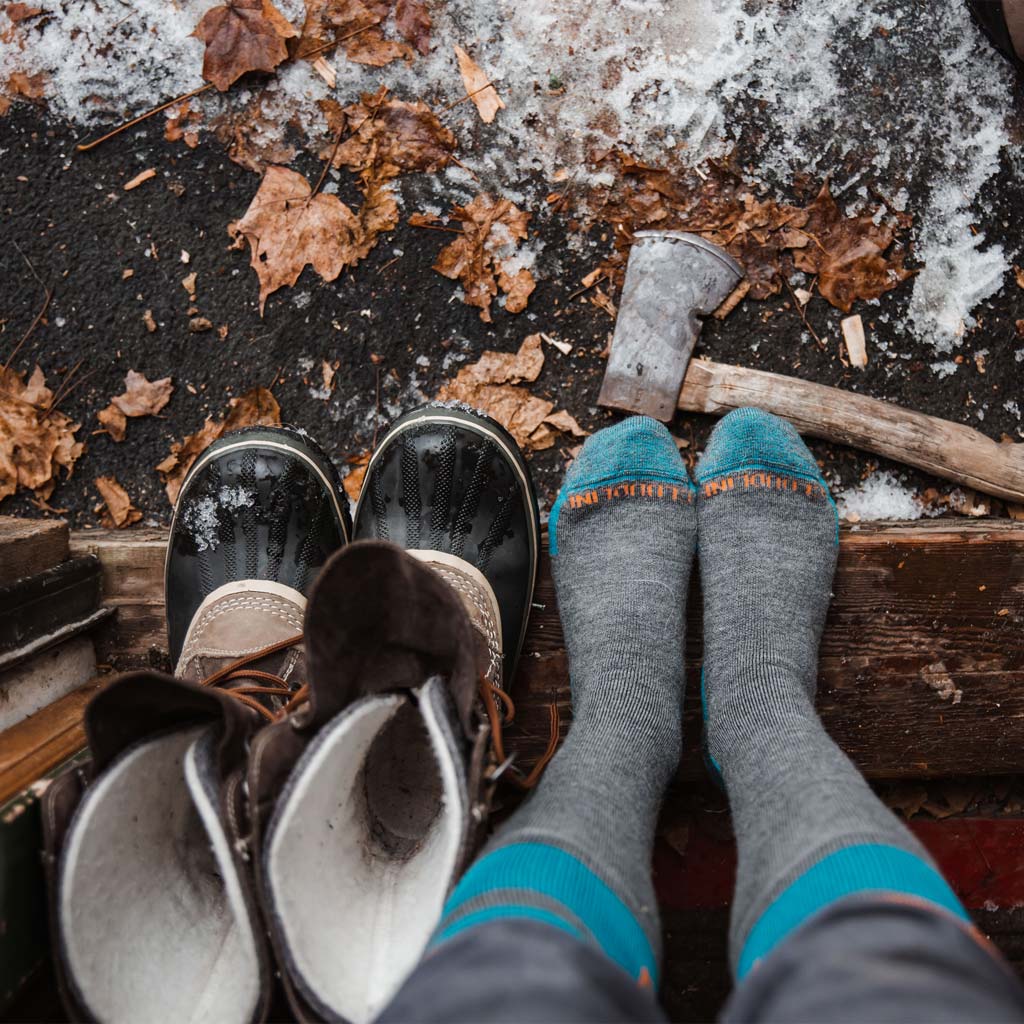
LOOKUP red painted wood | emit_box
[653,816,1024,912]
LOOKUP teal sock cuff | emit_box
[738,843,970,978]
[436,841,658,984]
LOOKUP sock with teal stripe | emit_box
[696,407,970,978]
[436,416,697,985]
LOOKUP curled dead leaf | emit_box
[95,475,143,528]
[192,0,298,91]
[342,450,371,502]
[0,365,83,504]
[435,335,588,451]
[98,370,174,441]
[157,386,280,504]
[454,45,504,124]
[426,193,535,322]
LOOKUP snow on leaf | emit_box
[395,0,430,55]
[98,370,174,442]
[435,335,586,451]
[192,0,298,92]
[454,45,503,124]
[228,165,364,314]
[0,365,83,504]
[157,387,280,504]
[424,193,535,322]
[95,475,142,528]
[296,0,409,66]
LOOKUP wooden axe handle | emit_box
[679,360,1024,505]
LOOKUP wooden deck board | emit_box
[70,521,1024,778]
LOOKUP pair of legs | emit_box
[379,410,1024,1022]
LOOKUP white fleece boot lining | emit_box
[266,685,465,1024]
[59,728,260,1024]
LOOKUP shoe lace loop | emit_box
[478,678,559,790]
[201,633,307,722]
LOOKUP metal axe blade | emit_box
[597,231,744,422]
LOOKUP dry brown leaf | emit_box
[7,70,46,99]
[342,450,371,502]
[98,370,174,442]
[427,193,534,322]
[296,0,408,66]
[591,158,914,313]
[157,386,281,504]
[590,287,617,319]
[228,165,364,314]
[95,475,143,528]
[346,28,413,67]
[395,0,431,54]
[434,335,584,451]
[0,364,84,504]
[6,3,43,21]
[1015,265,1024,290]
[331,89,455,182]
[454,45,503,123]
[192,0,298,92]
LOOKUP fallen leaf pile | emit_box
[587,157,914,312]
[98,370,174,442]
[156,386,281,503]
[95,475,142,528]
[193,0,298,91]
[414,194,537,322]
[435,333,585,450]
[296,0,428,67]
[0,364,83,504]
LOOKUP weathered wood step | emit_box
[69,520,1024,779]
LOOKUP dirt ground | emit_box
[1,15,1023,526]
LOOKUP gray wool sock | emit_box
[696,408,965,978]
[435,416,696,985]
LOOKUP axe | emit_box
[597,231,1024,505]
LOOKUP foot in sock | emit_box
[696,407,970,978]
[435,416,697,986]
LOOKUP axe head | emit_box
[598,231,743,422]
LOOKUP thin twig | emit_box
[5,243,52,372]
[410,222,463,234]
[75,24,374,153]
[441,80,497,113]
[784,275,825,350]
[567,274,607,302]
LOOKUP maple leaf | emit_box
[192,0,298,92]
[395,0,431,54]
[98,370,174,442]
[0,365,83,504]
[157,387,280,504]
[435,335,587,451]
[228,165,364,313]
[331,89,455,182]
[296,0,409,66]
[95,475,143,528]
[454,45,504,124]
[789,182,914,312]
[425,194,535,322]
[7,70,46,99]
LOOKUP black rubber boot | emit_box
[352,403,540,690]
[165,425,351,668]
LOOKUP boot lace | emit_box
[201,634,307,722]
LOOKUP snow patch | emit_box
[837,470,924,522]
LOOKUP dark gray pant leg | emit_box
[722,895,1024,1024]
[375,919,666,1024]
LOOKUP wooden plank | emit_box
[0,517,68,588]
[0,679,106,806]
[678,360,1024,503]
[68,522,1024,778]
